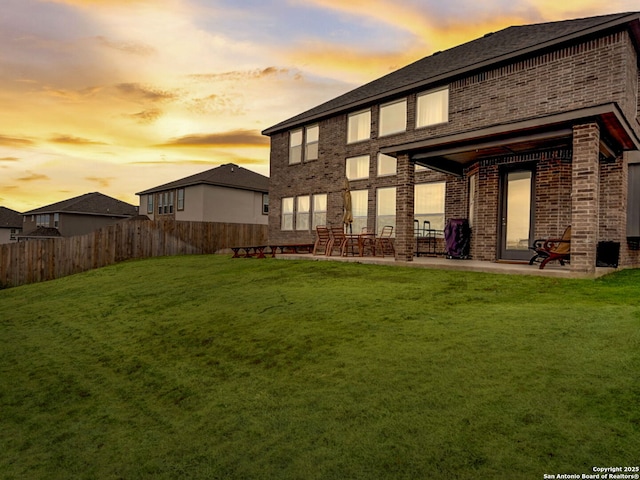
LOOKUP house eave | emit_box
[136,181,268,196]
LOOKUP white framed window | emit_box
[289,129,303,164]
[53,213,59,228]
[468,174,477,228]
[347,110,371,143]
[377,153,397,177]
[376,187,396,236]
[313,194,327,228]
[281,197,294,230]
[416,88,449,128]
[346,155,370,181]
[262,193,269,215]
[168,191,174,214]
[379,99,407,136]
[305,125,319,161]
[415,182,446,232]
[296,196,310,231]
[147,195,154,214]
[350,189,369,233]
[177,189,185,211]
[158,193,163,215]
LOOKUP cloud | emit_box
[125,108,163,124]
[85,176,114,187]
[188,67,293,82]
[0,135,35,147]
[0,157,20,162]
[115,83,178,103]
[159,129,269,148]
[95,35,156,56]
[49,134,108,145]
[16,172,50,182]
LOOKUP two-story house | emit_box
[0,207,22,244]
[20,192,138,239]
[136,163,269,225]
[263,12,640,274]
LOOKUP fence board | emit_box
[0,220,267,288]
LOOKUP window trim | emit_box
[379,98,407,137]
[305,124,319,161]
[289,128,303,164]
[347,109,371,144]
[416,87,449,129]
[177,189,185,211]
[262,193,269,215]
[346,155,370,181]
[377,153,397,177]
[147,195,154,214]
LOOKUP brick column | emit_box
[395,153,415,261]
[571,123,600,274]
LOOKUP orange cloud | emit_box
[49,135,108,146]
[159,130,269,148]
[85,176,114,188]
[0,157,20,162]
[126,108,163,124]
[115,83,177,103]
[95,36,156,56]
[0,135,35,147]
[16,172,50,182]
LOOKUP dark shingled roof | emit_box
[263,11,640,135]
[23,192,138,217]
[136,163,269,195]
[0,207,22,228]
[19,226,62,238]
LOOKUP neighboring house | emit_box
[263,12,640,274]
[136,163,269,225]
[20,192,138,239]
[0,207,22,244]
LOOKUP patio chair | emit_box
[529,226,571,269]
[376,225,395,257]
[328,226,347,256]
[313,225,331,255]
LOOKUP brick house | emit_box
[20,192,138,239]
[136,163,269,225]
[262,12,640,274]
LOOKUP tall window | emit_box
[177,189,185,211]
[305,125,319,161]
[262,193,269,215]
[53,213,59,228]
[313,194,327,228]
[376,187,396,235]
[158,194,163,215]
[347,110,371,143]
[468,174,477,228]
[415,182,446,231]
[379,99,406,136]
[168,191,174,214]
[346,155,370,180]
[377,153,397,176]
[281,197,294,230]
[350,190,368,233]
[416,88,449,128]
[296,196,310,231]
[289,129,303,164]
[147,195,154,214]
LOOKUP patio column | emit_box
[571,122,600,274]
[395,153,414,261]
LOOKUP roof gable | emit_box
[263,12,640,135]
[23,192,138,217]
[136,163,269,195]
[0,206,23,228]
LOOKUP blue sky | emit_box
[0,0,637,211]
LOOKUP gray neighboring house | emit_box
[0,207,23,244]
[20,192,138,240]
[136,163,269,225]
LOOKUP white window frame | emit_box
[379,99,407,136]
[416,87,449,128]
[415,182,446,232]
[347,109,371,144]
[350,189,369,234]
[312,194,327,228]
[177,189,185,211]
[289,129,303,164]
[147,195,154,214]
[281,197,294,230]
[305,125,319,161]
[377,153,397,177]
[262,193,269,215]
[296,196,310,231]
[346,155,370,181]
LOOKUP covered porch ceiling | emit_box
[380,103,640,176]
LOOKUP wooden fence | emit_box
[0,219,268,288]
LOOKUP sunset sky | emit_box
[1,0,638,212]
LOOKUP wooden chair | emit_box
[359,227,376,256]
[529,226,571,269]
[313,226,331,255]
[328,226,347,256]
[376,225,395,257]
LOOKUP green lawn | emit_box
[1,255,639,479]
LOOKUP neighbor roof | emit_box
[262,11,640,135]
[0,207,22,228]
[23,192,138,217]
[136,163,269,195]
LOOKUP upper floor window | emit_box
[262,193,269,215]
[346,155,370,181]
[177,189,185,211]
[147,195,154,214]
[347,109,371,143]
[377,153,397,177]
[305,125,319,161]
[53,213,59,228]
[379,99,406,136]
[416,88,449,128]
[289,129,303,164]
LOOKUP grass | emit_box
[1,255,639,479]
